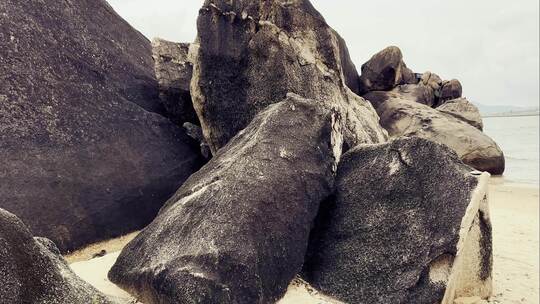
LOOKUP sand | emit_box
[489,179,539,304]
[67,178,540,304]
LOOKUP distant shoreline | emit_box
[483,113,540,118]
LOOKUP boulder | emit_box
[421,71,443,93]
[191,0,386,154]
[377,98,505,174]
[0,0,204,252]
[152,38,199,125]
[0,208,113,304]
[393,84,436,107]
[358,46,416,93]
[437,98,484,130]
[364,84,436,109]
[439,79,463,104]
[303,138,493,304]
[109,94,344,304]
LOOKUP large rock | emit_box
[437,98,484,130]
[0,0,203,252]
[0,208,113,304]
[191,0,386,154]
[152,38,199,125]
[364,83,436,109]
[358,46,416,93]
[377,98,505,174]
[303,138,493,304]
[439,79,463,104]
[421,71,443,94]
[109,94,344,304]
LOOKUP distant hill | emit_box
[473,103,539,117]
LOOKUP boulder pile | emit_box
[0,0,501,303]
[360,47,504,174]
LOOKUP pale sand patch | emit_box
[489,179,539,304]
[67,179,539,304]
[65,231,139,263]
[70,252,139,303]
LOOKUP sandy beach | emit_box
[67,178,540,304]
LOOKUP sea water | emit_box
[483,115,540,185]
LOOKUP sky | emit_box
[107,0,539,108]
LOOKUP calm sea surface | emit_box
[483,115,539,185]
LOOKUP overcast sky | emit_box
[107,0,539,107]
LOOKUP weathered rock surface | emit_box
[439,79,463,104]
[377,98,505,174]
[0,208,113,304]
[421,71,444,94]
[0,0,203,252]
[109,94,343,304]
[191,0,386,154]
[303,138,493,304]
[152,38,199,125]
[358,46,416,93]
[364,83,436,109]
[438,98,484,130]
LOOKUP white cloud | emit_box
[107,0,539,107]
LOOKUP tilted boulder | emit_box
[152,38,199,125]
[358,46,416,93]
[0,0,203,252]
[0,208,113,304]
[109,94,344,304]
[303,138,493,304]
[191,0,386,154]
[377,98,505,174]
[437,98,484,130]
[439,79,463,104]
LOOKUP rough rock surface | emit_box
[183,122,212,159]
[0,208,112,304]
[377,98,505,174]
[303,138,492,304]
[439,79,463,104]
[0,0,203,252]
[358,46,416,93]
[191,0,386,154]
[421,71,443,94]
[109,94,343,304]
[364,83,436,109]
[438,98,484,130]
[152,38,199,125]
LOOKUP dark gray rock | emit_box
[439,79,463,104]
[377,98,505,174]
[358,46,416,93]
[109,94,344,304]
[0,0,203,252]
[303,138,491,304]
[191,0,386,154]
[152,38,199,125]
[437,98,484,130]
[183,122,211,159]
[0,208,113,304]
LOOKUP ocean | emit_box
[483,115,540,185]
